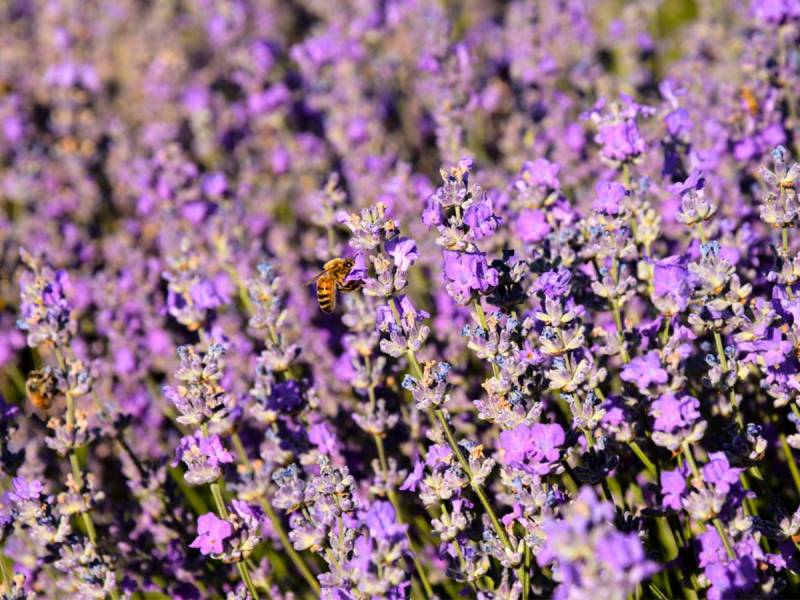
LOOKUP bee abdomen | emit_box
[317,278,336,312]
[318,295,335,312]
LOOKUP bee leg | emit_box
[338,281,363,293]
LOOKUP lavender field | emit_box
[2,0,800,598]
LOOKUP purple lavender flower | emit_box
[587,95,653,164]
[7,477,44,503]
[702,452,742,496]
[442,250,499,305]
[172,432,234,486]
[530,268,572,299]
[521,158,561,191]
[539,487,658,598]
[188,280,225,312]
[385,236,419,272]
[750,0,800,24]
[650,393,707,451]
[514,208,551,244]
[463,195,502,240]
[190,512,233,556]
[363,500,408,542]
[163,344,233,426]
[596,120,646,162]
[17,251,76,348]
[697,527,770,600]
[376,295,429,333]
[660,468,688,511]
[592,180,626,215]
[650,393,700,431]
[400,459,424,492]
[664,107,692,138]
[499,422,565,475]
[651,255,692,315]
[620,351,668,392]
[4,3,800,598]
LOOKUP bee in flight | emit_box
[308,258,362,312]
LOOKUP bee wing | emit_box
[305,269,329,286]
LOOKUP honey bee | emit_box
[25,366,58,415]
[308,258,362,312]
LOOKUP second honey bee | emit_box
[25,366,58,416]
[308,258,362,312]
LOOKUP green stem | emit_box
[5,365,26,396]
[621,162,631,188]
[695,223,708,244]
[441,504,477,594]
[363,350,432,598]
[374,434,389,474]
[225,265,256,316]
[389,295,518,583]
[365,355,376,410]
[628,440,658,477]
[659,317,671,346]
[434,408,512,550]
[60,381,119,600]
[262,497,319,595]
[373,435,433,599]
[609,260,630,363]
[612,300,630,362]
[783,227,790,256]
[713,331,728,373]
[0,554,12,596]
[649,582,671,600]
[327,226,336,257]
[682,444,735,560]
[210,482,229,518]
[713,331,743,429]
[208,480,260,599]
[473,299,499,378]
[471,299,536,587]
[237,561,261,600]
[70,454,98,542]
[230,433,321,595]
[712,518,736,560]
[738,473,758,518]
[65,392,96,557]
[200,422,258,599]
[522,544,531,600]
[780,433,800,496]
[213,271,315,592]
[681,443,703,481]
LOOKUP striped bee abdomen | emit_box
[316,275,336,312]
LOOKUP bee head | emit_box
[344,258,354,268]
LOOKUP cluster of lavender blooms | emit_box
[2,0,800,598]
